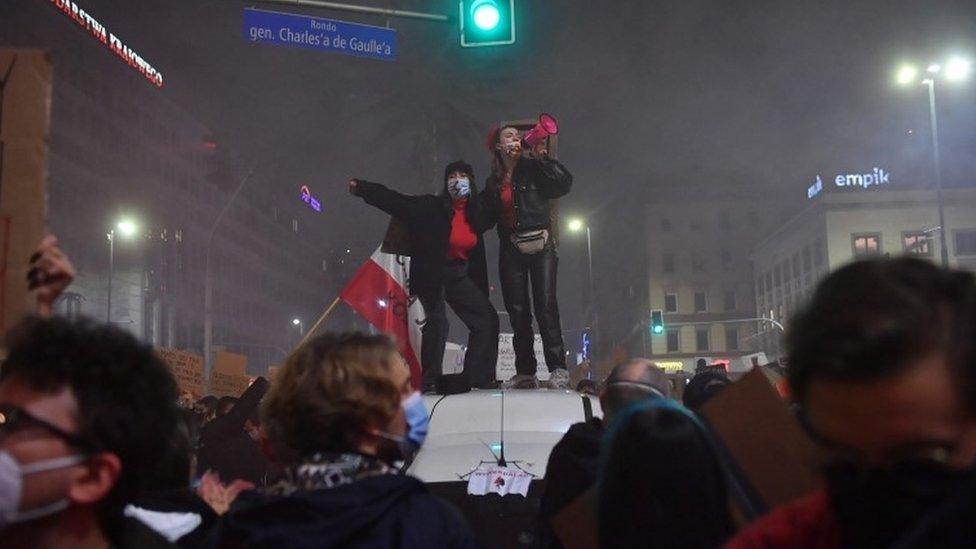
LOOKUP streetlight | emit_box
[292,317,304,337]
[107,218,139,323]
[567,217,593,305]
[895,55,970,267]
[568,217,596,361]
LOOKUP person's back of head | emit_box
[682,369,732,411]
[598,402,733,549]
[0,316,180,545]
[599,358,671,424]
[216,396,238,417]
[261,332,406,465]
[576,378,597,395]
[196,395,218,424]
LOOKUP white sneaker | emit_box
[502,374,539,389]
[547,368,570,390]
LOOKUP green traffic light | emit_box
[471,0,500,31]
[653,325,664,335]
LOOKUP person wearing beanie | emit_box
[349,162,500,393]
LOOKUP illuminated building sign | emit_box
[807,175,823,199]
[300,185,322,212]
[655,361,685,373]
[47,0,164,88]
[808,167,891,199]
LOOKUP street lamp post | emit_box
[204,167,254,386]
[923,77,949,267]
[567,218,594,306]
[106,219,138,323]
[896,56,971,267]
[568,218,596,361]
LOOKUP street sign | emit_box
[243,8,397,61]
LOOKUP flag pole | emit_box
[294,296,342,351]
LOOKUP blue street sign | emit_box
[243,8,397,61]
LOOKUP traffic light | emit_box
[650,309,665,335]
[459,0,515,48]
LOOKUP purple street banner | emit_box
[243,7,396,61]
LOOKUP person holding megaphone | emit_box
[483,115,574,389]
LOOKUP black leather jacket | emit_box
[484,156,573,233]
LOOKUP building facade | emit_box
[4,1,357,374]
[751,185,976,358]
[643,196,792,373]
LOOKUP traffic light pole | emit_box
[253,0,448,22]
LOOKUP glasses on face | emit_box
[796,406,955,468]
[0,404,93,451]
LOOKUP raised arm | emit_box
[349,179,421,223]
[533,158,573,199]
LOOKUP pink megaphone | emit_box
[522,113,559,148]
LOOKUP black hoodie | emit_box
[538,418,604,549]
[208,473,478,549]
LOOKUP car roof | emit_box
[409,389,602,484]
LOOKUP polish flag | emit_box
[340,247,425,389]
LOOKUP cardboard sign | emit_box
[495,333,550,381]
[699,367,821,515]
[210,350,249,397]
[0,50,51,336]
[156,348,204,398]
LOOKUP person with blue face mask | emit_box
[210,332,477,549]
[350,160,500,393]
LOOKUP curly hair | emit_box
[1,316,180,537]
[261,332,402,463]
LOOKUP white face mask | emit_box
[0,451,87,529]
[448,178,471,199]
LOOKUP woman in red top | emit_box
[483,126,573,389]
[350,161,499,392]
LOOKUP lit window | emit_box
[902,232,932,256]
[852,234,881,257]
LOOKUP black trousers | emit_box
[499,236,566,375]
[417,262,500,387]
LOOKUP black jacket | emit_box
[197,378,269,485]
[538,418,603,549]
[355,181,492,298]
[208,474,479,549]
[484,157,573,234]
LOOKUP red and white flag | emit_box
[340,247,425,389]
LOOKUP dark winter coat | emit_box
[483,157,573,234]
[208,474,479,549]
[197,377,269,485]
[355,180,492,298]
[538,418,603,549]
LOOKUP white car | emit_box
[409,389,602,548]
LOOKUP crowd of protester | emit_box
[2,235,975,548]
